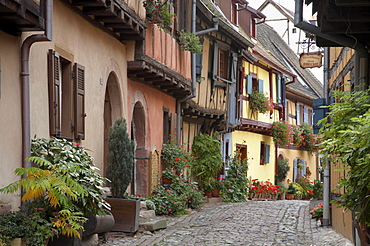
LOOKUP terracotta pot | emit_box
[204,191,213,198]
[162,177,172,184]
[286,193,294,200]
[212,187,220,197]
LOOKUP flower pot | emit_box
[105,198,140,233]
[83,211,115,237]
[212,187,220,197]
[162,176,173,184]
[204,191,213,198]
[48,235,79,246]
[11,238,26,246]
[286,193,294,200]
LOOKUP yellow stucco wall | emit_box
[232,131,276,182]
[0,31,23,208]
[27,0,128,175]
[278,148,318,183]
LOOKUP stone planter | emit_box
[106,198,140,233]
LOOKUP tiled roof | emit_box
[256,23,323,98]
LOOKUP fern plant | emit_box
[0,157,87,243]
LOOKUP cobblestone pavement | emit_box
[101,200,354,246]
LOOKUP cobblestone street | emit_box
[101,200,354,246]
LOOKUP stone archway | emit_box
[131,101,149,197]
[103,72,122,177]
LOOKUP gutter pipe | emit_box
[176,0,219,143]
[21,0,53,168]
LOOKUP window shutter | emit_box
[74,63,85,140]
[264,144,270,164]
[296,103,300,125]
[48,49,61,137]
[239,67,245,94]
[303,106,309,123]
[293,159,298,182]
[246,75,253,94]
[230,51,238,83]
[302,161,307,176]
[195,54,202,75]
[258,79,264,93]
[276,74,282,104]
[212,42,218,81]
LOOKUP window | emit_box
[48,49,85,140]
[163,107,170,142]
[246,73,264,94]
[260,141,270,165]
[218,49,228,79]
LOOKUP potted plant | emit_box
[191,133,223,193]
[286,183,296,200]
[143,0,175,30]
[249,90,272,114]
[310,202,323,224]
[277,158,290,183]
[211,178,224,197]
[179,30,203,54]
[105,118,139,233]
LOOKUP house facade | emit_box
[295,0,370,244]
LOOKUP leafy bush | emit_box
[191,133,222,189]
[106,118,135,198]
[312,180,323,200]
[277,158,290,182]
[148,179,204,216]
[221,151,249,202]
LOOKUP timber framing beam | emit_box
[63,0,146,41]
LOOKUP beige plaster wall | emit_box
[278,148,318,183]
[0,31,22,208]
[27,0,128,174]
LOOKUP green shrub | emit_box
[221,151,249,202]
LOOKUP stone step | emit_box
[139,219,167,232]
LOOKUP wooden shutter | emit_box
[303,106,309,123]
[296,103,300,125]
[74,63,85,140]
[293,159,298,182]
[264,144,270,164]
[246,75,253,94]
[258,79,264,93]
[276,74,282,104]
[239,67,245,94]
[48,49,61,137]
[212,42,218,81]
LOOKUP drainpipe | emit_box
[176,0,221,143]
[21,0,53,168]
[176,0,197,143]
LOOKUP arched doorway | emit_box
[103,72,122,177]
[131,101,149,196]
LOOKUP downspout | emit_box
[176,0,197,143]
[176,1,219,142]
[21,0,53,168]
[294,0,368,87]
[323,47,330,228]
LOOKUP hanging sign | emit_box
[299,53,323,69]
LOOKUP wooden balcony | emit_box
[238,118,272,135]
[0,0,44,35]
[63,0,146,40]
